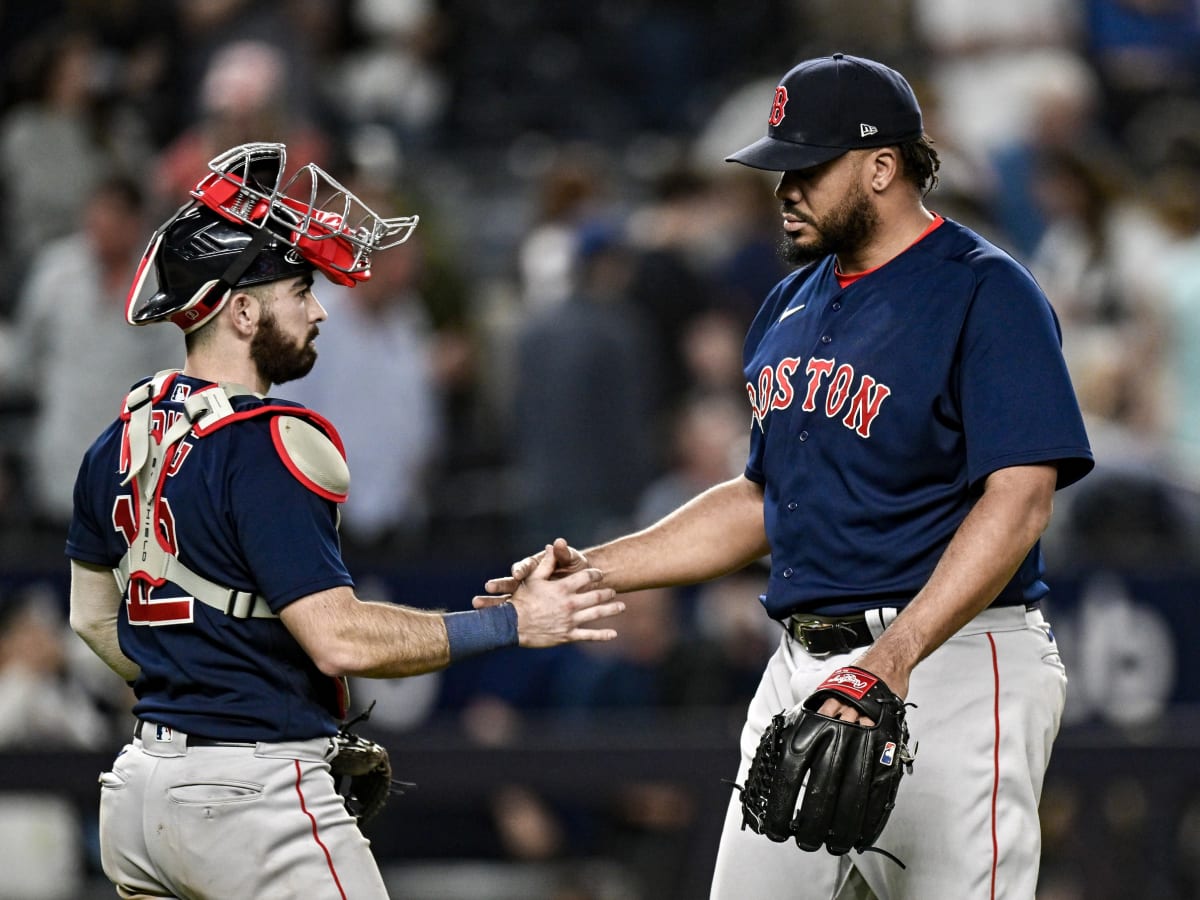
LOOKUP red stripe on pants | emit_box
[988,632,1000,900]
[294,759,347,899]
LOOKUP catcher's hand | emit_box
[734,666,914,860]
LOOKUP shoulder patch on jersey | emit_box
[270,415,350,503]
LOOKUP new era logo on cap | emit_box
[727,53,924,172]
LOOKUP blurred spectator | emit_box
[0,27,152,303]
[511,220,658,547]
[154,39,330,208]
[987,54,1119,257]
[1026,147,1167,434]
[0,589,109,749]
[678,308,750,399]
[701,168,793,328]
[282,217,442,563]
[517,153,610,313]
[1029,145,1199,569]
[1161,159,1200,483]
[792,0,913,60]
[1082,0,1200,139]
[555,581,771,713]
[691,73,781,180]
[334,0,450,150]
[635,391,748,528]
[690,568,778,702]
[911,0,1085,163]
[6,175,179,532]
[58,1,181,145]
[165,0,332,123]
[624,169,720,404]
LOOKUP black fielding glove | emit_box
[734,666,914,860]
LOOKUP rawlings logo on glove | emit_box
[732,666,914,862]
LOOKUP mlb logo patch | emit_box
[880,742,896,766]
[155,724,173,743]
[171,384,192,402]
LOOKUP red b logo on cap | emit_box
[768,86,788,126]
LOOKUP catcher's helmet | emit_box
[129,205,315,331]
[126,142,419,332]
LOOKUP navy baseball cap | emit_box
[726,53,924,172]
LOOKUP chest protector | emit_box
[114,369,349,620]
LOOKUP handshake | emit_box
[476,538,621,648]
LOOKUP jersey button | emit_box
[832,302,842,311]
[820,335,832,344]
[782,568,794,578]
[798,430,809,441]
[787,501,798,510]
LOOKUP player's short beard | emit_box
[250,305,318,386]
[779,180,880,266]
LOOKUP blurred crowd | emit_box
[0,0,1198,723]
[0,2,1199,896]
[0,0,1197,572]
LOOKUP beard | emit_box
[250,306,318,386]
[778,180,880,266]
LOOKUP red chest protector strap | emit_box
[115,370,347,620]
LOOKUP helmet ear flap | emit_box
[169,281,231,333]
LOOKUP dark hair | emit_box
[897,135,940,196]
[183,281,273,353]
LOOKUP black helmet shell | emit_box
[130,205,313,328]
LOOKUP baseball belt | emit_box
[787,601,1041,657]
[785,613,877,657]
[134,719,255,748]
[785,607,903,657]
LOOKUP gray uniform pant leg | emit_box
[100,731,389,899]
[710,606,1066,900]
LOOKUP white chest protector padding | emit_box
[273,415,350,501]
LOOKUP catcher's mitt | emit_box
[329,705,414,824]
[734,666,914,861]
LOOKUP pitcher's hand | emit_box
[508,544,622,646]
[474,538,589,609]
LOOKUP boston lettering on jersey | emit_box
[746,355,892,438]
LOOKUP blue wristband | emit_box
[444,603,519,661]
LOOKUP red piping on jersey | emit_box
[293,760,347,900]
[120,372,179,421]
[269,416,348,503]
[191,402,348,501]
[988,632,1000,900]
[192,402,346,455]
[835,215,945,288]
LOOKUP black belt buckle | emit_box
[789,617,870,657]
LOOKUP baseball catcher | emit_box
[734,666,914,862]
[69,140,624,899]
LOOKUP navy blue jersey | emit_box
[67,373,353,741]
[743,218,1093,619]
